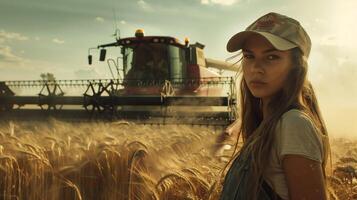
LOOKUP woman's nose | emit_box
[249,60,264,74]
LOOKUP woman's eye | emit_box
[267,55,280,60]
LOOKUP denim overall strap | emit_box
[220,147,252,200]
[219,147,282,200]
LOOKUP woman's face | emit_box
[242,34,293,102]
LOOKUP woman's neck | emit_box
[261,98,271,120]
[262,93,304,119]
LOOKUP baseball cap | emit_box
[226,12,311,58]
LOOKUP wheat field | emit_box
[0,119,356,200]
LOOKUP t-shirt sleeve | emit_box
[276,110,324,164]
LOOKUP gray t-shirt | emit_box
[263,109,325,200]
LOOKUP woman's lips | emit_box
[249,80,267,87]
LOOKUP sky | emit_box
[0,0,356,138]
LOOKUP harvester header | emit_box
[0,30,238,126]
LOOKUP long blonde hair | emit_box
[232,48,329,199]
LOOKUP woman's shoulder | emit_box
[276,109,324,163]
[280,109,314,128]
[277,108,323,150]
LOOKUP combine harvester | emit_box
[0,29,238,126]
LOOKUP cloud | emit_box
[309,43,357,103]
[137,0,154,12]
[314,18,328,25]
[201,0,210,4]
[95,16,105,23]
[307,43,357,137]
[52,38,65,44]
[318,35,337,46]
[0,32,29,69]
[0,30,28,44]
[0,57,64,80]
[0,45,25,63]
[74,68,100,79]
[200,0,238,6]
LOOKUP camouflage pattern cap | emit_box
[227,12,311,58]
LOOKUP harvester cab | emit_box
[0,30,238,126]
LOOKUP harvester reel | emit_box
[0,82,15,111]
[83,81,116,115]
[38,82,64,110]
[106,80,122,96]
[228,78,238,122]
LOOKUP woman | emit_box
[218,12,330,200]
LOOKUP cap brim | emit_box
[226,31,297,52]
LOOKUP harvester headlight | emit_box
[184,37,190,46]
[135,29,145,37]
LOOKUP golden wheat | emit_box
[0,119,356,200]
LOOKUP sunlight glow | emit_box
[331,0,357,48]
